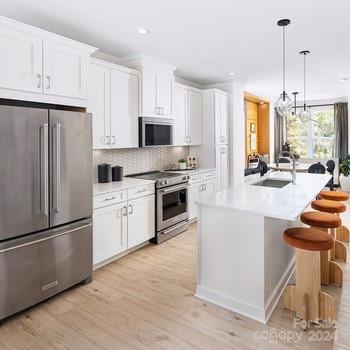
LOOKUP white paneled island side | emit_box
[195,172,331,323]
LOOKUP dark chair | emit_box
[326,160,336,191]
[259,161,269,176]
[278,157,291,163]
[308,162,326,174]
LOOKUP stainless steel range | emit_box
[127,171,189,243]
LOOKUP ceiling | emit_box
[1,0,350,101]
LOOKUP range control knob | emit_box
[164,180,168,185]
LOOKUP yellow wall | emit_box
[245,101,258,156]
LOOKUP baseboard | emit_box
[195,286,266,323]
[195,256,296,324]
[264,256,296,323]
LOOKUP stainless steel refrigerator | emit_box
[0,105,93,321]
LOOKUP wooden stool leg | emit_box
[319,291,336,321]
[336,213,350,242]
[330,227,336,260]
[295,248,320,321]
[335,240,347,261]
[329,261,343,287]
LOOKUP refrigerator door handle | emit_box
[40,124,49,216]
[54,123,61,213]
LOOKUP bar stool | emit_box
[300,211,343,286]
[311,199,347,262]
[319,190,350,242]
[283,227,336,324]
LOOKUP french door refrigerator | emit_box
[0,105,93,321]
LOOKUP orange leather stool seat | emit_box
[284,227,333,251]
[319,191,349,202]
[300,211,341,228]
[311,199,346,214]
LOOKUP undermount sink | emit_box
[252,178,292,188]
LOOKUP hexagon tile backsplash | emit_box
[93,147,189,183]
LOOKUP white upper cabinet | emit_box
[110,70,139,148]
[43,40,88,99]
[122,56,175,118]
[188,89,202,145]
[173,84,202,146]
[0,15,96,106]
[173,86,187,145]
[215,92,229,145]
[87,63,110,149]
[0,26,42,93]
[87,58,139,150]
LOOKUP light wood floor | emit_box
[1,222,350,350]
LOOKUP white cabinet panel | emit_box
[127,195,155,249]
[173,86,187,145]
[141,64,157,117]
[156,69,173,117]
[188,181,202,221]
[201,178,216,202]
[216,145,229,191]
[188,90,202,145]
[215,92,229,145]
[110,70,139,148]
[93,202,127,265]
[43,40,87,99]
[87,64,110,149]
[0,27,42,93]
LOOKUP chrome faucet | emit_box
[276,151,296,185]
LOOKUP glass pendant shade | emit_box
[276,92,293,117]
[299,107,311,123]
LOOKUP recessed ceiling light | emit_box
[340,77,349,82]
[136,26,150,35]
[228,72,235,76]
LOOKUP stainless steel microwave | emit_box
[139,117,173,147]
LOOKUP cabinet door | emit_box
[0,27,42,93]
[216,145,229,191]
[110,70,139,148]
[127,195,155,249]
[188,90,202,145]
[173,86,188,145]
[93,202,127,265]
[43,40,88,99]
[156,69,173,118]
[87,64,111,149]
[188,182,202,221]
[201,179,216,202]
[141,64,157,117]
[220,94,229,144]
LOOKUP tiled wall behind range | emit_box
[93,146,189,183]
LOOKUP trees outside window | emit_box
[286,106,335,158]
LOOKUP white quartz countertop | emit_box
[93,178,155,196]
[166,168,216,175]
[197,172,331,221]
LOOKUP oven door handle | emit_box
[158,184,188,194]
[161,221,188,235]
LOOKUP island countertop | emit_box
[197,171,331,221]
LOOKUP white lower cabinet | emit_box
[127,195,155,249]
[93,202,127,265]
[188,172,216,221]
[93,188,155,266]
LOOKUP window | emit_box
[286,106,335,158]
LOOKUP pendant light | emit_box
[292,92,298,116]
[275,19,293,118]
[298,50,312,122]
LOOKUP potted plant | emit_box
[339,155,350,191]
[178,158,187,170]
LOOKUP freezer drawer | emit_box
[0,220,92,321]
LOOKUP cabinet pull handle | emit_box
[45,75,51,89]
[128,204,133,215]
[111,136,116,145]
[105,136,110,145]
[122,206,128,216]
[104,196,116,202]
[36,74,42,88]
[155,107,160,115]
[203,184,207,191]
[160,107,164,115]
[136,189,147,193]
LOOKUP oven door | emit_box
[140,117,173,147]
[157,183,188,231]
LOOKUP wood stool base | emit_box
[283,248,336,325]
[337,225,350,242]
[335,240,347,261]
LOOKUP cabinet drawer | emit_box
[128,184,155,200]
[93,190,127,209]
[189,175,202,184]
[201,172,217,181]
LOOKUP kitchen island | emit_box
[195,171,331,323]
